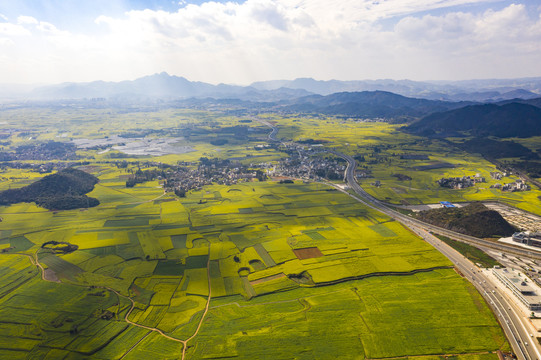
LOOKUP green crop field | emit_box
[259,115,541,215]
[0,176,509,359]
[194,269,506,359]
[0,108,519,359]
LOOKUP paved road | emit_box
[415,228,540,360]
[333,151,541,260]
[333,150,541,360]
[255,117,541,358]
[254,118,537,260]
[252,117,280,142]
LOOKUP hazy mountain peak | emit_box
[9,73,541,103]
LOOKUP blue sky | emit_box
[0,0,540,84]
[0,1,247,33]
[0,1,181,32]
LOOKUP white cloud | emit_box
[0,1,540,84]
[0,22,31,36]
[17,15,38,25]
[475,4,533,40]
[394,4,541,53]
[249,0,289,31]
[36,21,63,34]
[0,37,14,46]
[0,13,8,22]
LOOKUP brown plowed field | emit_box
[293,247,323,260]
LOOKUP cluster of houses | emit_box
[271,144,345,181]
[437,174,486,189]
[164,160,268,194]
[438,172,531,192]
[490,171,509,180]
[490,179,531,192]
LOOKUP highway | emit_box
[256,117,541,358]
[415,227,539,360]
[333,151,541,261]
[335,150,541,360]
[252,117,280,143]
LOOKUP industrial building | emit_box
[512,232,541,248]
[492,267,541,311]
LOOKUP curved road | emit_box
[246,116,540,359]
[334,151,541,260]
[334,150,541,360]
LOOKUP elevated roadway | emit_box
[255,117,541,358]
[332,151,541,260]
[333,150,541,360]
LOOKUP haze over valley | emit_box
[1,1,541,359]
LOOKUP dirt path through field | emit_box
[3,242,212,360]
[103,248,213,360]
[180,254,213,360]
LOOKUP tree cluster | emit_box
[0,168,100,210]
[125,168,167,188]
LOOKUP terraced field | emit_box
[0,167,508,359]
[0,108,518,358]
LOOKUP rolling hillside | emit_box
[280,91,472,119]
[406,102,541,138]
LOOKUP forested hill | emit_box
[0,168,100,210]
[281,91,471,119]
[415,203,516,238]
[405,102,541,138]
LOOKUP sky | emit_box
[0,0,540,85]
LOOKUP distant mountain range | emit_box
[2,72,540,103]
[251,77,541,102]
[27,72,313,102]
[3,73,541,132]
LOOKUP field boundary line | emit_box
[210,287,352,310]
[118,330,152,360]
[365,351,492,360]
[104,286,184,343]
[180,248,213,360]
[1,249,190,354]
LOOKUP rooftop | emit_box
[493,268,541,306]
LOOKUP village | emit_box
[160,141,350,193]
[437,172,531,192]
[268,143,347,181]
[162,158,269,195]
[437,174,486,189]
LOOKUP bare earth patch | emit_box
[293,247,323,260]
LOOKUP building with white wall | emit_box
[492,267,541,311]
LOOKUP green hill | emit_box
[415,202,516,238]
[458,138,538,159]
[0,168,100,210]
[406,102,541,138]
[282,91,471,119]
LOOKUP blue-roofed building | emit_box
[439,201,455,208]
